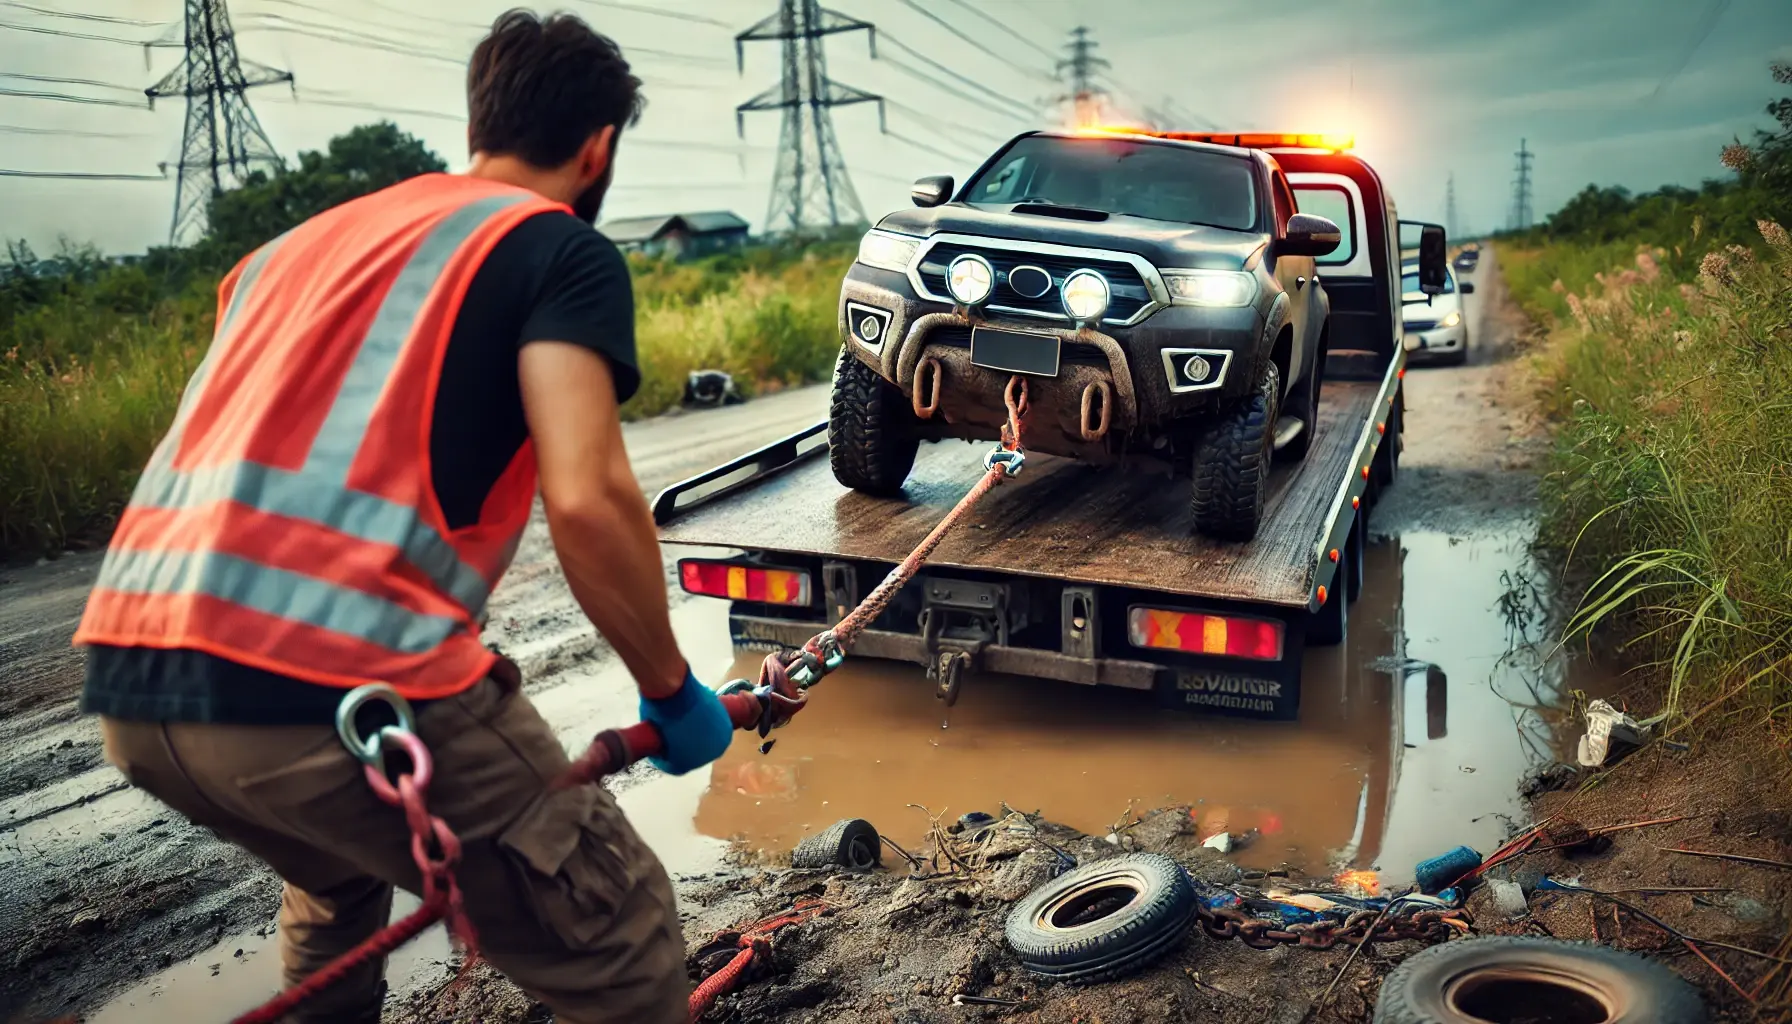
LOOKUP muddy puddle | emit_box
[84,526,1601,1021]
[688,526,1606,885]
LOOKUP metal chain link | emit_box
[1196,904,1468,951]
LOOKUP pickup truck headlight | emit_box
[857,229,921,273]
[1164,270,1256,307]
[1441,310,1462,328]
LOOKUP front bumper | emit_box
[1403,321,1467,361]
[839,263,1265,450]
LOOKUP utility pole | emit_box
[1444,172,1458,240]
[736,0,884,234]
[1054,26,1110,129]
[1509,139,1534,231]
[148,0,291,245]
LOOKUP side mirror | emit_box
[1275,213,1341,257]
[1401,220,1448,294]
[911,175,954,208]
[1459,281,1476,295]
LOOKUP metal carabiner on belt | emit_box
[335,683,420,782]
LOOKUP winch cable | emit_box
[229,377,1032,1024]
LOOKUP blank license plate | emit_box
[971,326,1061,377]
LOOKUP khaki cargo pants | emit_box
[101,676,690,1024]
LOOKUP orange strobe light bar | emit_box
[1100,128,1355,152]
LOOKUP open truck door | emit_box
[1399,220,1449,294]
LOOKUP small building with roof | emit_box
[599,211,751,259]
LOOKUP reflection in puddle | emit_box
[693,528,1604,883]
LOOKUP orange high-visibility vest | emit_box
[74,174,569,700]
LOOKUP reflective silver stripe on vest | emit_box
[101,192,532,647]
[101,548,458,653]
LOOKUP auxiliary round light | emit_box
[947,253,995,306]
[1183,355,1212,384]
[858,314,883,342]
[1061,269,1110,322]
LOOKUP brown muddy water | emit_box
[85,526,1599,1022]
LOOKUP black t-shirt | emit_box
[81,211,637,724]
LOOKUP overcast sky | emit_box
[2,0,1788,255]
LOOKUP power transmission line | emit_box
[736,0,883,232]
[0,85,147,108]
[1444,172,1458,239]
[0,122,152,138]
[0,1,159,26]
[882,96,1009,148]
[567,0,733,28]
[0,167,165,180]
[0,72,143,94]
[152,0,292,244]
[884,128,974,166]
[877,50,1031,125]
[938,0,1054,60]
[893,0,1052,83]
[879,34,1034,119]
[0,18,147,45]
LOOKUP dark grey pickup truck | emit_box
[830,129,1345,540]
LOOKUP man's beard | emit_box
[572,162,612,225]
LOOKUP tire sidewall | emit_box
[1376,938,1707,1024]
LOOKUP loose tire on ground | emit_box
[1374,936,1706,1024]
[1191,361,1279,541]
[828,349,920,496]
[791,818,881,871]
[1004,853,1195,985]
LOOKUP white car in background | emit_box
[1401,262,1473,366]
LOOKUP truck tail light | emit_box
[678,560,812,606]
[1127,607,1285,661]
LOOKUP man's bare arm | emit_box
[519,341,684,700]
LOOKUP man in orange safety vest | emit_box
[74,10,731,1022]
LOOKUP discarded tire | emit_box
[1004,853,1195,984]
[1374,937,1706,1024]
[791,818,881,871]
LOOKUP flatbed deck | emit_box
[658,377,1387,610]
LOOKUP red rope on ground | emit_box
[688,901,831,1021]
[230,895,445,1024]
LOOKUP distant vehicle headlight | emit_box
[1163,270,1256,307]
[947,253,995,305]
[857,229,921,273]
[1442,310,1462,328]
[1061,269,1110,321]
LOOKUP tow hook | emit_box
[930,649,974,707]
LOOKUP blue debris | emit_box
[1414,845,1484,894]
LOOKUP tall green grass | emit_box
[1514,224,1792,727]
[1,239,854,560]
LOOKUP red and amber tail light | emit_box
[678,560,812,606]
[1127,607,1285,661]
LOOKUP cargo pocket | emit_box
[496,784,642,950]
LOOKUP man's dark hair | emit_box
[467,10,645,167]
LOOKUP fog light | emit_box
[1061,269,1110,322]
[1160,348,1231,393]
[1183,355,1212,383]
[859,314,882,341]
[845,301,892,350]
[947,254,995,306]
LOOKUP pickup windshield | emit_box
[963,135,1259,231]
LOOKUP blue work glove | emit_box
[639,667,735,776]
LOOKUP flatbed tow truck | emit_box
[654,133,1450,721]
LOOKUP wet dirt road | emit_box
[9,249,1579,1022]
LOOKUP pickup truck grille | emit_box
[1403,319,1438,332]
[915,241,1156,324]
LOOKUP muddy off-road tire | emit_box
[1191,361,1279,541]
[1004,853,1195,985]
[1374,937,1706,1024]
[791,818,881,871]
[1278,344,1325,463]
[828,349,919,496]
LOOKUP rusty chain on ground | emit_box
[1196,904,1469,951]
